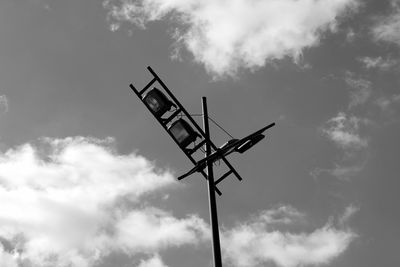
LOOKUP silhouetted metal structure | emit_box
[129,66,275,267]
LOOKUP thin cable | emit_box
[183,114,235,139]
[208,117,235,139]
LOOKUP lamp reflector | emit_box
[143,88,173,117]
[169,119,199,148]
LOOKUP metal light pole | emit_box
[129,66,275,267]
[202,97,223,267]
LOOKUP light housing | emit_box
[219,139,239,156]
[169,119,199,148]
[236,134,265,154]
[143,88,174,117]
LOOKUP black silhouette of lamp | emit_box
[236,134,265,153]
[143,88,174,117]
[169,119,199,148]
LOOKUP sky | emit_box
[0,0,399,266]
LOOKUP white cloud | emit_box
[137,254,169,267]
[322,112,368,150]
[222,205,356,267]
[358,56,398,71]
[330,162,364,180]
[374,94,400,123]
[258,205,305,225]
[311,161,365,180]
[345,27,356,42]
[0,95,8,114]
[318,107,371,180]
[339,204,359,226]
[345,73,372,108]
[105,0,359,78]
[0,245,18,267]
[0,138,358,267]
[372,0,400,46]
[376,94,400,111]
[115,207,209,253]
[0,137,208,267]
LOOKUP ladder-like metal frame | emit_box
[130,66,243,195]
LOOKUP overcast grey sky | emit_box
[0,0,399,266]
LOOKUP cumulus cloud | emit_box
[222,205,356,267]
[372,0,400,46]
[0,95,8,114]
[322,112,368,150]
[115,207,209,253]
[0,137,208,267]
[0,137,357,267]
[0,245,17,267]
[104,0,359,78]
[137,254,169,267]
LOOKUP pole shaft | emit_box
[202,97,223,267]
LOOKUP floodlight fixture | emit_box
[219,139,239,156]
[143,88,174,117]
[168,119,200,148]
[236,134,265,154]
